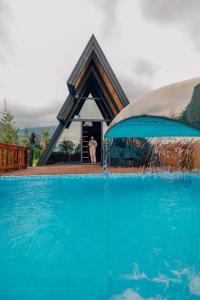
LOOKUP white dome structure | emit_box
[105,78,200,138]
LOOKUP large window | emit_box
[47,97,108,164]
[74,96,103,120]
[48,122,81,164]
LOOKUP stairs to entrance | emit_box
[82,130,89,164]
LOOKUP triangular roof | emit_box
[57,34,129,125]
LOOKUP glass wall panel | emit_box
[104,137,200,172]
[77,96,103,119]
[48,122,81,164]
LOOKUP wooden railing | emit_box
[0,143,27,173]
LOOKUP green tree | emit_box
[59,139,75,155]
[33,147,42,161]
[0,100,19,144]
[21,128,30,147]
[40,130,50,149]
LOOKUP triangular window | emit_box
[74,94,103,120]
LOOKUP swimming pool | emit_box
[0,173,200,300]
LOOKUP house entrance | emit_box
[81,121,102,164]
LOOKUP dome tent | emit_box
[105,78,200,138]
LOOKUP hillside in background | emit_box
[19,125,56,138]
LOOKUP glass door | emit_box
[81,121,102,164]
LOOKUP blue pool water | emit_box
[0,174,200,300]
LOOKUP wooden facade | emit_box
[0,143,27,173]
[38,35,129,166]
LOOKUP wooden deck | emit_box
[0,165,152,176]
[1,165,103,176]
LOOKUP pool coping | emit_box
[0,171,200,180]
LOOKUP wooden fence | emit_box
[0,143,27,173]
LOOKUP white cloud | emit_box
[140,0,200,49]
[0,0,200,127]
[87,0,121,38]
[0,0,13,63]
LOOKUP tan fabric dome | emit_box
[107,78,200,134]
[106,78,200,137]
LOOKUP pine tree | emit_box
[0,100,19,144]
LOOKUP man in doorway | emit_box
[89,136,97,164]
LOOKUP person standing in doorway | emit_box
[89,136,97,164]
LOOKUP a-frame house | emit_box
[37,35,129,166]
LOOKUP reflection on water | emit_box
[104,137,200,173]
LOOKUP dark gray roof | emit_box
[57,34,129,122]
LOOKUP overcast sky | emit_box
[0,0,200,128]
